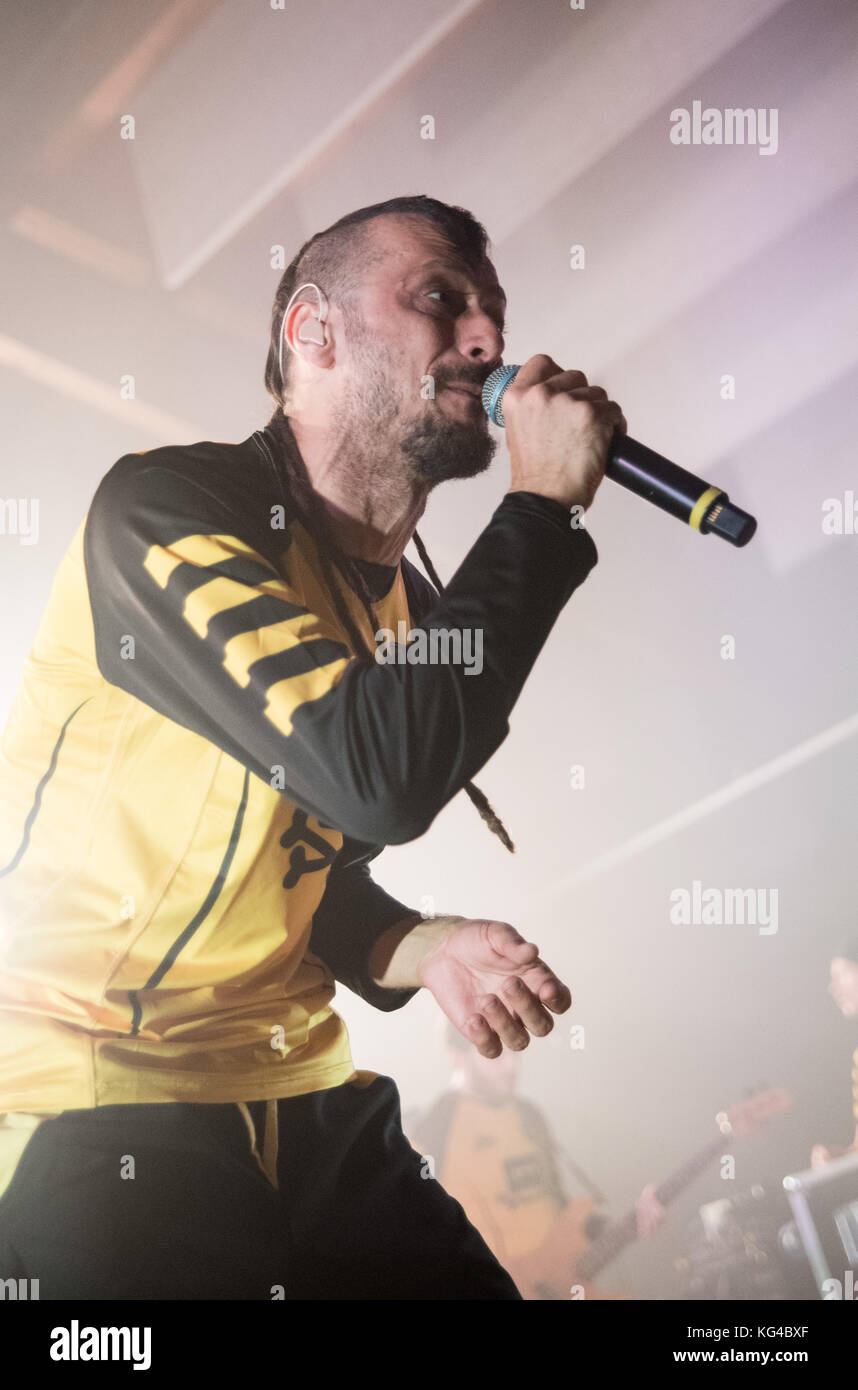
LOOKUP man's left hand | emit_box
[415,916,572,1058]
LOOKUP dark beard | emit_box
[400,411,497,487]
[336,316,498,487]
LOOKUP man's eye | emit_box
[424,289,505,330]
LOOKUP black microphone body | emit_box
[482,365,756,547]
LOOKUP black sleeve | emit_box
[309,835,422,1012]
[84,454,598,845]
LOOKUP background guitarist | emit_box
[407,1021,664,1298]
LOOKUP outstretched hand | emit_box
[416,917,572,1058]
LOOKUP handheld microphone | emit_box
[482,364,757,547]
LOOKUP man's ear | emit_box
[283,298,335,368]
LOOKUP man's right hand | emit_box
[502,354,627,513]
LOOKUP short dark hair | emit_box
[264,194,490,405]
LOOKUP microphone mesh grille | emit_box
[481,364,521,426]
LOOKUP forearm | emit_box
[367,914,466,991]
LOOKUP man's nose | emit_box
[456,306,504,362]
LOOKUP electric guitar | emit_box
[507,1087,793,1300]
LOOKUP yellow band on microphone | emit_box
[688,485,723,532]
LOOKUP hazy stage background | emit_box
[2,0,856,1296]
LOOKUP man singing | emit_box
[0,194,625,1299]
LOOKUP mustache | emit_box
[430,363,496,393]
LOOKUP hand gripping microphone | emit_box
[482,365,757,547]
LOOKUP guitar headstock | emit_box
[716,1087,793,1138]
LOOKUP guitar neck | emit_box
[574,1131,729,1284]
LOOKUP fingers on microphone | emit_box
[548,384,607,401]
[517,353,564,385]
[548,387,625,436]
[544,368,590,392]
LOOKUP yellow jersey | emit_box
[0,426,434,1114]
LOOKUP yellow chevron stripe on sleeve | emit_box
[183,575,295,638]
[263,658,350,737]
[143,534,275,588]
[142,533,354,736]
[223,611,343,687]
[144,534,307,638]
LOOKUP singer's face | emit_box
[338,216,507,486]
[829,956,858,1016]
